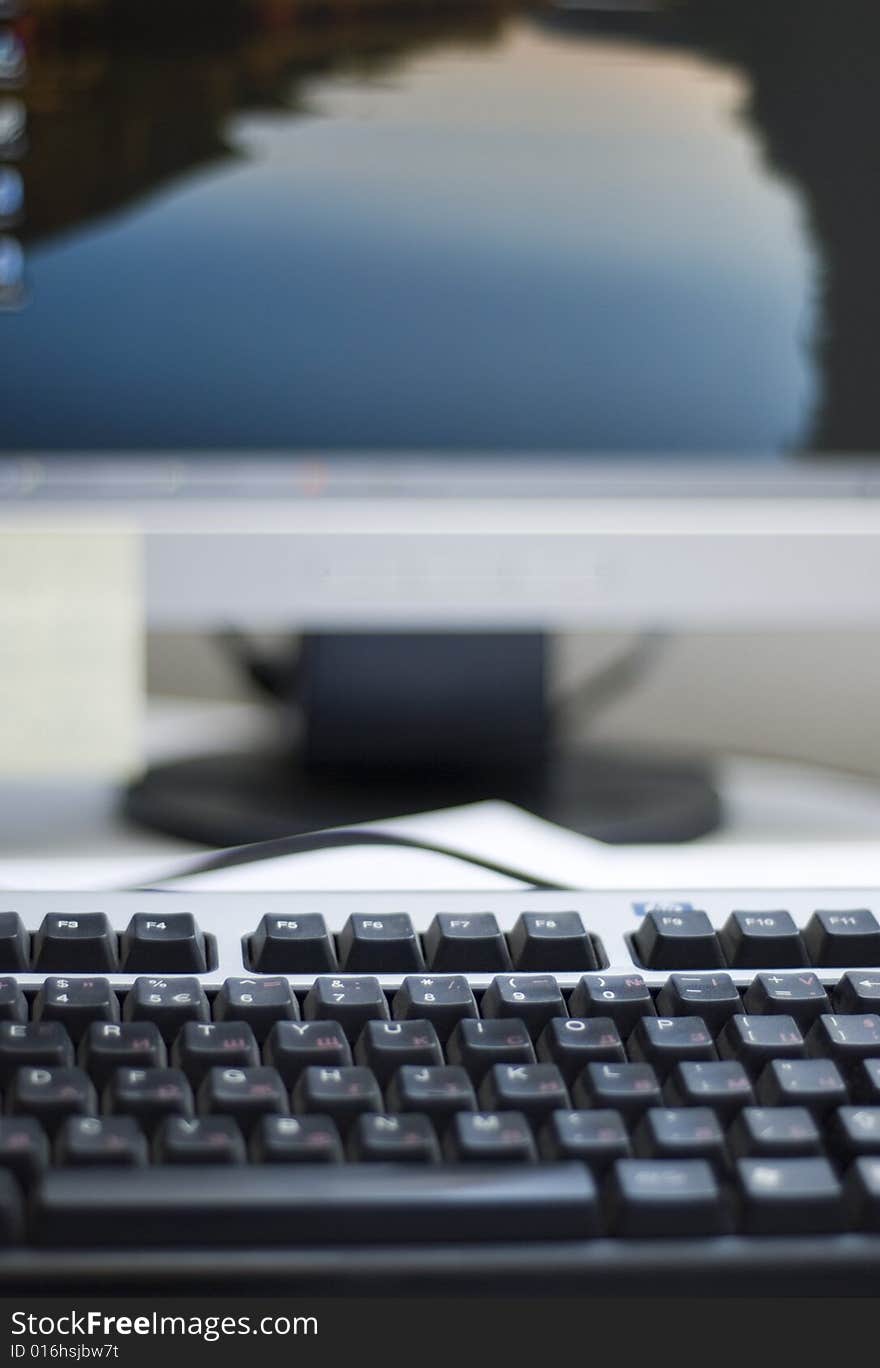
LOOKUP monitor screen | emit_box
[2,1,878,460]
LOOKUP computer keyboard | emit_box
[3,888,880,1292]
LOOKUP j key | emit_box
[633,1108,726,1170]
[846,1157,880,1231]
[0,913,28,972]
[854,1059,880,1104]
[479,1063,569,1123]
[738,1157,846,1234]
[33,913,118,973]
[742,972,830,1027]
[664,1061,754,1120]
[155,1116,246,1166]
[354,1020,442,1084]
[33,977,120,1043]
[293,1067,383,1130]
[537,1017,625,1082]
[718,910,808,969]
[392,975,478,1043]
[172,1022,260,1085]
[627,1016,717,1079]
[264,1020,352,1086]
[386,1065,477,1124]
[804,908,880,968]
[120,913,207,974]
[248,915,336,974]
[569,975,655,1036]
[56,1116,147,1168]
[445,1018,535,1083]
[78,1021,167,1087]
[573,1062,662,1121]
[832,972,880,1015]
[303,977,389,1041]
[508,912,597,972]
[213,978,298,1041]
[123,978,210,1041]
[199,1067,288,1133]
[349,1113,440,1164]
[607,1158,730,1237]
[0,978,26,1024]
[717,1014,805,1076]
[445,1110,537,1163]
[539,1110,631,1171]
[0,1117,49,1187]
[424,914,511,973]
[655,974,743,1032]
[7,1067,96,1136]
[632,910,724,971]
[481,975,567,1038]
[806,1014,880,1066]
[755,1058,848,1117]
[727,1106,822,1159]
[250,1114,343,1165]
[0,1022,73,1083]
[828,1106,880,1158]
[338,914,424,973]
[105,1068,194,1133]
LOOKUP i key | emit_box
[33,914,118,973]
[172,1022,260,1085]
[338,915,424,972]
[350,1114,440,1164]
[481,975,567,1038]
[7,1067,97,1136]
[78,1022,167,1088]
[508,913,597,972]
[632,910,724,971]
[264,1020,352,1086]
[0,1022,74,1084]
[446,1018,535,1083]
[123,978,210,1042]
[248,915,337,974]
[303,977,389,1041]
[569,975,656,1036]
[424,914,511,972]
[213,978,299,1041]
[56,1116,147,1169]
[33,977,120,1043]
[392,975,478,1042]
[627,1016,717,1079]
[251,1115,343,1165]
[155,1117,246,1166]
[742,973,830,1027]
[537,1018,625,1082]
[120,913,208,974]
[354,1020,443,1084]
[655,974,743,1032]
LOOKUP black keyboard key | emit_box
[655,974,742,1032]
[33,1164,601,1246]
[508,912,597,972]
[804,908,880,967]
[446,1018,535,1083]
[122,977,210,1041]
[105,1067,194,1133]
[573,1062,662,1121]
[56,1116,147,1168]
[717,1014,805,1076]
[264,1020,352,1086]
[664,1061,754,1120]
[199,1066,288,1133]
[742,972,830,1027]
[33,977,120,1043]
[171,1022,260,1085]
[0,977,26,1024]
[251,1114,343,1165]
[350,1113,440,1164]
[537,1017,625,1082]
[539,1109,630,1171]
[806,1013,880,1066]
[445,1110,537,1163]
[569,975,655,1036]
[829,1106,880,1158]
[354,1019,442,1084]
[756,1058,848,1117]
[0,1171,23,1244]
[424,913,511,972]
[719,910,808,969]
[627,1016,716,1078]
[727,1106,822,1159]
[479,1063,569,1123]
[392,975,478,1042]
[213,977,298,1041]
[33,913,117,973]
[249,914,337,974]
[7,1066,96,1136]
[78,1021,166,1088]
[0,1117,49,1188]
[121,913,208,974]
[481,974,566,1037]
[338,914,424,972]
[387,1065,477,1125]
[854,1059,880,1104]
[832,971,880,1015]
[155,1116,246,1166]
[738,1157,845,1233]
[632,910,724,970]
[846,1156,880,1230]
[607,1158,729,1237]
[293,1066,382,1130]
[632,1108,726,1169]
[0,1022,73,1083]
[303,977,389,1041]
[0,914,28,972]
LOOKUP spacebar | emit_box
[33,1163,599,1246]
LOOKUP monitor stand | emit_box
[124,633,721,847]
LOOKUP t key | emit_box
[33,914,118,973]
[121,913,208,974]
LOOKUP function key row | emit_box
[0,913,210,974]
[633,908,880,970]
